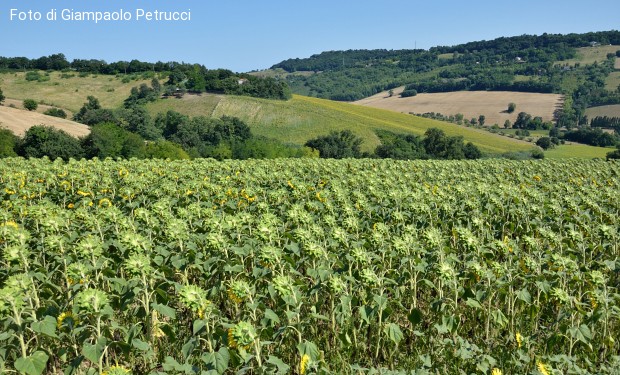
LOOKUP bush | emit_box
[536,137,554,150]
[607,145,620,160]
[44,108,67,119]
[0,128,18,157]
[507,103,516,113]
[400,89,418,98]
[531,149,545,159]
[0,87,5,104]
[18,125,83,160]
[23,99,38,111]
[25,71,41,82]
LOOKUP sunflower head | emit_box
[228,321,256,350]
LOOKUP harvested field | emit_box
[355,88,563,126]
[586,104,620,118]
[0,104,89,137]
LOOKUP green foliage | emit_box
[18,125,83,160]
[536,136,554,150]
[0,86,5,104]
[507,102,516,113]
[478,115,486,126]
[422,128,479,159]
[43,108,67,119]
[25,71,41,82]
[400,89,418,97]
[563,127,618,147]
[305,130,363,158]
[606,144,620,159]
[73,95,102,122]
[0,128,18,157]
[23,99,38,111]
[0,158,619,373]
[143,140,190,160]
[375,130,427,160]
[81,122,146,159]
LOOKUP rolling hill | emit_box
[146,93,534,154]
[354,88,563,126]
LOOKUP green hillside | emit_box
[146,94,534,154]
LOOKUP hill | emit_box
[146,93,534,154]
[0,102,89,137]
[268,31,620,101]
[355,88,563,126]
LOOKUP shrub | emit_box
[44,108,67,119]
[23,99,38,111]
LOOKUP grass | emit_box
[556,45,620,67]
[605,71,620,91]
[586,104,620,118]
[145,94,222,118]
[146,93,534,154]
[545,144,612,159]
[0,71,155,112]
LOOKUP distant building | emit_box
[238,78,249,85]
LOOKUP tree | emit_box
[0,87,5,104]
[388,89,394,97]
[536,137,553,150]
[23,99,38,111]
[74,96,102,122]
[507,103,516,113]
[478,115,486,126]
[607,144,620,160]
[44,108,67,119]
[305,130,363,159]
[81,122,146,159]
[504,120,511,129]
[143,140,190,160]
[18,125,83,160]
[0,128,18,157]
[463,142,482,159]
[514,112,532,129]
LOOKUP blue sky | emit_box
[2,0,619,72]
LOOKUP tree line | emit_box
[0,53,291,100]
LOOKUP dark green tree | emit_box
[0,87,5,104]
[23,99,38,111]
[305,130,363,159]
[536,137,553,150]
[73,96,102,122]
[478,115,486,126]
[18,125,83,160]
[606,144,620,160]
[463,142,482,159]
[507,103,516,113]
[44,108,67,119]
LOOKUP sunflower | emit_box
[300,354,310,375]
[57,311,79,330]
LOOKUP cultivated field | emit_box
[586,104,620,118]
[556,45,620,67]
[1,158,618,374]
[355,88,563,126]
[0,103,89,137]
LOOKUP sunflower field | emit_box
[1,157,619,374]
